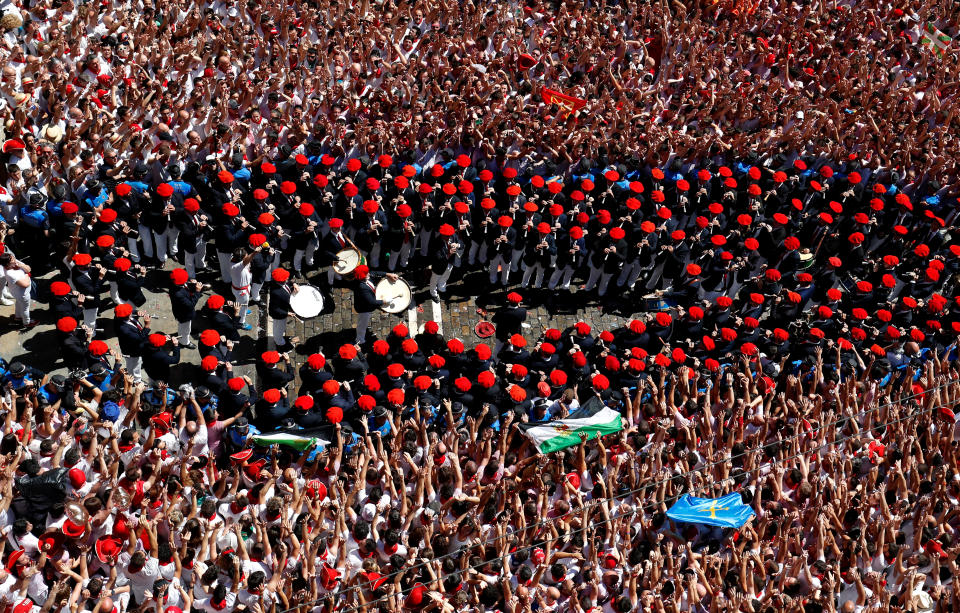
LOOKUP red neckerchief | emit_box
[230,502,246,514]
[384,543,398,555]
[211,598,227,611]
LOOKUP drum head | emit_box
[290,286,325,318]
[375,278,413,313]
[333,249,361,274]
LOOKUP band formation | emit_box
[0,1,958,613]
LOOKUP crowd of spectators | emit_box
[0,0,958,612]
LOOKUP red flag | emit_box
[541,87,587,115]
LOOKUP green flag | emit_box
[518,396,623,454]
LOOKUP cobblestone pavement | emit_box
[279,266,643,391]
[0,259,644,393]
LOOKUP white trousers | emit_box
[520,262,547,289]
[273,317,287,346]
[418,229,432,256]
[326,266,341,285]
[217,251,233,283]
[233,287,250,325]
[548,265,576,290]
[356,311,372,344]
[152,227,180,264]
[468,240,488,266]
[83,307,98,334]
[429,267,453,294]
[387,242,412,271]
[177,320,192,345]
[488,253,511,285]
[138,224,154,259]
[584,265,614,296]
[124,355,143,382]
[14,295,30,325]
[127,236,141,263]
[184,242,207,278]
[509,248,523,272]
[617,260,643,289]
[294,240,318,273]
[368,243,382,268]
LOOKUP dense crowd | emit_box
[0,0,959,612]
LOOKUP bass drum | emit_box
[290,285,325,319]
[375,278,413,313]
[332,248,366,275]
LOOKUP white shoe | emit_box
[0,298,12,306]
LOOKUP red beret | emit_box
[326,406,343,424]
[206,294,226,309]
[200,329,222,346]
[477,371,496,388]
[357,395,375,411]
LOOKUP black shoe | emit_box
[181,342,197,350]
[430,290,440,303]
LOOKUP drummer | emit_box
[320,217,349,285]
[268,267,299,350]
[352,264,400,346]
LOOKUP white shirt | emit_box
[179,425,209,456]
[117,551,162,596]
[230,261,252,289]
[4,267,29,300]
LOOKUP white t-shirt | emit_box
[195,592,237,613]
[179,425,209,456]
[117,551,163,596]
[230,261,252,290]
[4,267,29,300]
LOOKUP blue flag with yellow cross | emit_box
[666,492,755,528]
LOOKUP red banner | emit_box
[541,87,587,115]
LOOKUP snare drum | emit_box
[290,285,325,319]
[375,278,413,313]
[332,248,366,275]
